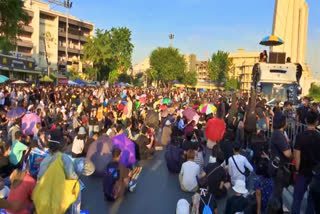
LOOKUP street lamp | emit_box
[64,0,72,72]
[169,33,174,47]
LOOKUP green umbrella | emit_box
[135,101,141,109]
[0,75,9,83]
[39,75,53,82]
[162,98,172,105]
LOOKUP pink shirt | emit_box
[7,173,36,214]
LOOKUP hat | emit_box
[78,127,86,135]
[165,120,171,126]
[176,199,190,214]
[232,180,248,194]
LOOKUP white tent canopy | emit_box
[68,80,78,85]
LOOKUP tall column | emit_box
[300,3,308,65]
[291,0,299,63]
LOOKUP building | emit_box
[228,49,260,92]
[195,61,210,82]
[132,57,150,77]
[184,54,197,72]
[8,0,94,79]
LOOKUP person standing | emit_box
[267,112,292,213]
[293,111,320,214]
[87,98,99,137]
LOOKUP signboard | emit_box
[58,78,68,85]
[0,54,35,70]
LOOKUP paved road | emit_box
[81,150,194,214]
[81,149,299,214]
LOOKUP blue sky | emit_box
[54,0,320,78]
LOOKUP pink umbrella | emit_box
[21,113,41,136]
[182,108,200,124]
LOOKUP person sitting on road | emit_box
[225,180,249,214]
[165,137,184,173]
[179,150,200,192]
[135,126,154,160]
[103,148,134,201]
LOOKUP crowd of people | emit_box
[0,84,319,214]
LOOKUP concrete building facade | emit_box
[228,49,260,92]
[271,0,308,65]
[19,0,94,75]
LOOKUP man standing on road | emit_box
[293,111,320,214]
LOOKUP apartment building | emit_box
[15,0,94,78]
[228,49,260,92]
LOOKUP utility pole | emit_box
[47,0,72,72]
[169,33,174,47]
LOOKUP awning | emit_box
[12,68,41,74]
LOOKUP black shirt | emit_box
[270,130,291,165]
[297,106,310,124]
[87,103,98,125]
[294,130,320,176]
[136,135,149,159]
[205,162,227,199]
[225,195,248,214]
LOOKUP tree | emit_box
[145,68,158,86]
[182,71,198,86]
[118,73,131,83]
[225,77,240,90]
[41,32,56,71]
[309,84,320,102]
[108,70,119,84]
[0,0,30,53]
[82,27,134,81]
[149,47,186,87]
[208,50,232,83]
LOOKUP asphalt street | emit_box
[81,150,194,214]
[80,149,301,214]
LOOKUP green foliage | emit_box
[108,70,119,84]
[309,84,320,102]
[208,50,232,82]
[149,47,186,87]
[82,27,134,81]
[118,73,131,83]
[182,71,198,86]
[0,0,30,52]
[225,77,240,90]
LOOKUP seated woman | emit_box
[165,138,184,173]
[6,169,36,214]
[179,150,200,192]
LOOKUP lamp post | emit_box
[64,0,72,73]
[169,33,174,47]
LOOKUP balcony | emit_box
[16,40,33,48]
[59,17,93,30]
[22,25,33,33]
[58,30,88,42]
[58,45,83,55]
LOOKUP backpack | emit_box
[200,194,214,214]
[103,162,121,201]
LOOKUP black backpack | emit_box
[103,162,120,201]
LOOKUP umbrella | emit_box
[162,98,172,105]
[68,80,78,85]
[111,134,136,167]
[145,110,159,128]
[21,113,41,136]
[135,101,141,109]
[200,104,217,115]
[205,117,226,142]
[172,80,180,84]
[259,35,284,46]
[39,75,53,82]
[12,80,27,84]
[0,75,9,83]
[199,89,205,93]
[6,107,26,121]
[139,97,147,104]
[159,105,167,111]
[182,108,200,124]
[75,78,86,85]
[86,136,113,176]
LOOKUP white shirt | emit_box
[72,136,84,154]
[228,154,253,185]
[0,92,4,105]
[180,161,200,191]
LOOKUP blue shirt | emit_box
[254,176,274,212]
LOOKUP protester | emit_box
[293,111,320,214]
[9,132,27,168]
[135,126,154,160]
[228,143,253,185]
[179,150,200,192]
[225,180,249,214]
[103,148,133,201]
[72,127,87,158]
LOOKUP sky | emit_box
[52,0,320,78]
